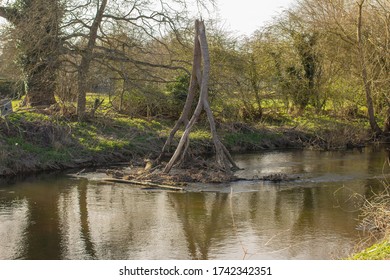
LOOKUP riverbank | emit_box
[0,108,372,176]
[349,239,390,260]
[349,186,390,260]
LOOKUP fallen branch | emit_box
[103,178,184,191]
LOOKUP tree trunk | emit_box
[197,21,237,172]
[24,64,58,106]
[157,21,201,163]
[163,20,239,174]
[357,0,382,136]
[249,55,263,119]
[76,0,108,121]
[0,2,60,108]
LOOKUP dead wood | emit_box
[161,20,239,174]
[103,178,184,191]
[157,23,201,164]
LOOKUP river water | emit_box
[0,147,389,260]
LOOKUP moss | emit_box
[190,130,212,140]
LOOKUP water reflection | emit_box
[0,197,28,259]
[0,147,389,259]
[167,192,231,259]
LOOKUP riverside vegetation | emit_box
[0,96,372,176]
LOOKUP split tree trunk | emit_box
[157,22,201,163]
[162,20,239,174]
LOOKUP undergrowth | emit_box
[349,186,390,260]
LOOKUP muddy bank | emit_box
[0,150,133,177]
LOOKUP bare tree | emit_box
[75,0,108,121]
[356,0,382,135]
[293,0,386,134]
[60,0,201,120]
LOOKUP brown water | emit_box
[0,147,388,260]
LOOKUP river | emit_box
[0,146,388,260]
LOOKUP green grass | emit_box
[190,129,212,140]
[69,115,165,154]
[224,131,273,146]
[349,240,390,260]
[7,110,51,123]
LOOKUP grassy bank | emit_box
[0,110,164,175]
[348,186,390,260]
[0,104,372,176]
[349,239,390,260]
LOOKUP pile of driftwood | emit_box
[102,159,239,191]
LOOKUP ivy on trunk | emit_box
[0,1,61,107]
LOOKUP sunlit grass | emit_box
[349,240,390,260]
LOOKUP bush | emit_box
[112,87,172,118]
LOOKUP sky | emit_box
[216,0,296,35]
[0,0,296,36]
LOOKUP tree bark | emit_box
[357,0,382,136]
[157,21,202,163]
[163,20,239,174]
[197,21,238,171]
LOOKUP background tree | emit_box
[59,0,197,120]
[293,0,388,134]
[0,0,62,106]
[267,10,324,113]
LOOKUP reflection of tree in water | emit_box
[77,184,139,259]
[291,188,315,234]
[77,179,96,259]
[0,193,29,259]
[22,182,62,259]
[168,192,231,259]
